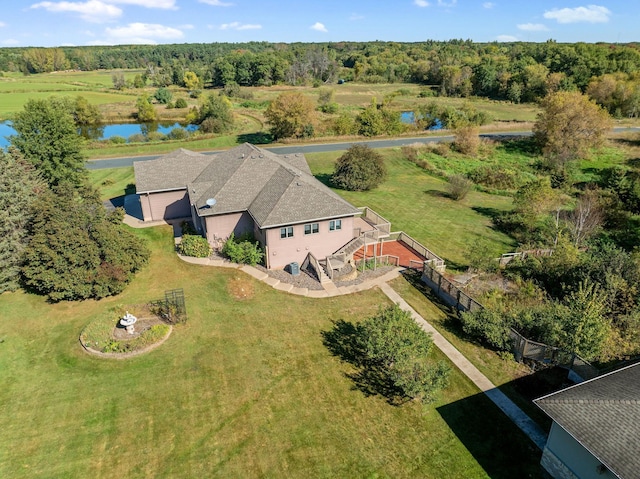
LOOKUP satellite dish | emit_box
[206,198,216,207]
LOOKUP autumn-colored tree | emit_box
[265,92,315,140]
[533,91,612,169]
[183,71,202,91]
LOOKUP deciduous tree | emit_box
[10,97,87,188]
[533,91,612,169]
[264,92,315,140]
[332,144,387,191]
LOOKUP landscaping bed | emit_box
[80,304,172,357]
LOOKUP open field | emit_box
[305,149,516,268]
[0,226,543,478]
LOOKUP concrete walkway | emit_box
[378,282,548,450]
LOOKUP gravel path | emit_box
[255,263,398,290]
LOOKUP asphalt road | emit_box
[85,128,640,170]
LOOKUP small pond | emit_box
[0,120,198,148]
[400,111,443,130]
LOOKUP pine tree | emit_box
[0,148,45,294]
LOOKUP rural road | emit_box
[85,128,640,170]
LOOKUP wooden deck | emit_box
[353,240,426,268]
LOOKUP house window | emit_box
[304,223,319,235]
[280,226,293,239]
[329,219,342,231]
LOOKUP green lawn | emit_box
[306,149,516,268]
[0,226,543,478]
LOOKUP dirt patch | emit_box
[227,274,256,300]
[112,316,164,341]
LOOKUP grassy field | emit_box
[305,149,516,268]
[0,226,543,478]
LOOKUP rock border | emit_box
[80,324,173,359]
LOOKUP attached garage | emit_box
[139,189,191,222]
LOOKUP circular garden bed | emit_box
[80,304,172,358]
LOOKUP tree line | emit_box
[2,41,640,113]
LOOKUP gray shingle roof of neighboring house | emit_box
[134,148,211,193]
[135,143,359,228]
[534,362,640,479]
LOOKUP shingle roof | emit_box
[534,362,640,479]
[138,143,359,228]
[134,148,211,193]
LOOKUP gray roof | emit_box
[135,148,211,193]
[534,362,640,479]
[136,143,359,228]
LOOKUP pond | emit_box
[400,111,443,130]
[0,120,198,148]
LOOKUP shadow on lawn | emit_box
[237,131,273,145]
[437,389,545,478]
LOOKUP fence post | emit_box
[437,274,442,294]
[456,289,461,310]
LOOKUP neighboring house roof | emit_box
[135,143,360,228]
[135,148,212,193]
[534,362,640,479]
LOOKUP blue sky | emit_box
[0,1,636,47]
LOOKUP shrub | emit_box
[178,234,211,258]
[127,133,147,143]
[146,131,166,142]
[332,144,387,191]
[468,165,519,190]
[221,233,264,265]
[109,135,126,144]
[333,112,356,135]
[452,125,480,156]
[174,97,188,108]
[459,308,512,350]
[319,102,339,114]
[446,174,473,200]
[167,127,189,140]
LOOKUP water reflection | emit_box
[0,120,198,148]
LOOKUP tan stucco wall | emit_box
[204,212,254,244]
[265,217,354,269]
[140,190,190,222]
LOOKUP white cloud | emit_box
[437,0,457,6]
[483,2,495,8]
[543,5,611,24]
[2,39,19,45]
[517,23,549,31]
[220,22,261,30]
[311,22,327,32]
[106,0,176,8]
[104,22,183,44]
[0,21,6,27]
[414,0,429,6]
[496,34,518,42]
[179,24,195,30]
[31,1,122,23]
[199,0,233,6]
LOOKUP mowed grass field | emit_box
[0,70,139,118]
[305,148,516,267]
[0,226,543,478]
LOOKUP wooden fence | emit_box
[421,263,598,382]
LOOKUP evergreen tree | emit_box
[0,148,45,294]
[22,183,149,301]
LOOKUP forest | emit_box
[2,40,640,117]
